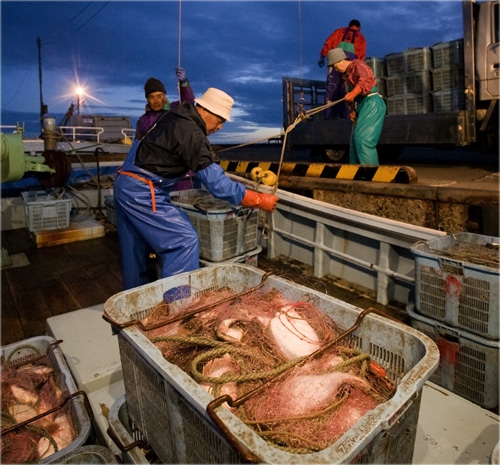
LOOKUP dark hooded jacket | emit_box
[135,101,214,179]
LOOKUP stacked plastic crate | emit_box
[171,189,261,267]
[364,57,386,98]
[409,233,500,410]
[384,47,433,115]
[430,39,466,112]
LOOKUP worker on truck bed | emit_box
[135,68,195,140]
[327,48,385,165]
[114,87,278,290]
[318,19,367,120]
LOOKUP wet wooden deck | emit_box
[1,226,407,347]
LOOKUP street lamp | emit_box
[75,87,84,114]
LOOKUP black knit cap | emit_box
[144,77,166,97]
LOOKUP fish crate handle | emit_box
[206,307,379,463]
[102,271,274,332]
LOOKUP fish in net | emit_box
[1,353,77,463]
[140,286,395,453]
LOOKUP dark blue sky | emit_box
[1,1,464,142]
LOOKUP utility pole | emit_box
[37,37,48,129]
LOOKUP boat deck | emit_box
[1,225,407,346]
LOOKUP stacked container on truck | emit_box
[283,0,499,162]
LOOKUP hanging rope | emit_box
[177,0,182,102]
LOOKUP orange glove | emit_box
[344,85,362,102]
[241,190,278,213]
[350,110,357,125]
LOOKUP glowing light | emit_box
[75,86,85,97]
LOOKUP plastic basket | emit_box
[386,72,432,97]
[104,263,439,464]
[200,245,261,268]
[407,304,499,409]
[386,93,431,115]
[432,88,466,112]
[171,189,259,262]
[57,445,118,464]
[21,190,72,232]
[431,65,465,91]
[432,39,464,68]
[108,396,152,464]
[410,232,500,340]
[405,47,432,73]
[364,57,386,78]
[1,336,92,463]
[104,195,116,226]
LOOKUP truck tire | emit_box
[324,146,348,163]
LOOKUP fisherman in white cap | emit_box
[327,47,386,165]
[114,87,278,290]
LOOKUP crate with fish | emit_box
[407,304,499,409]
[103,263,439,464]
[21,189,73,232]
[410,232,500,339]
[1,336,92,464]
[170,189,259,262]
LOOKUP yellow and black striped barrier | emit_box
[219,160,418,184]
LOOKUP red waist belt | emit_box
[118,169,157,212]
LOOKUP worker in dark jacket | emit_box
[114,88,278,290]
[135,68,195,140]
[327,48,386,165]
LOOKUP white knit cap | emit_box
[195,88,234,122]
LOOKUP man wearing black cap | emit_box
[135,68,195,139]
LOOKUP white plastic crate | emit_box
[405,47,432,73]
[408,304,499,409]
[432,39,464,68]
[57,445,118,464]
[386,93,431,115]
[432,88,465,112]
[200,245,261,268]
[431,65,465,91]
[108,396,152,464]
[410,232,500,340]
[171,189,259,262]
[104,195,116,226]
[21,190,72,232]
[386,72,432,97]
[385,52,405,76]
[1,336,92,463]
[364,57,386,78]
[104,264,439,465]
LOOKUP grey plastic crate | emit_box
[104,263,439,464]
[406,47,432,72]
[410,232,500,340]
[57,445,118,464]
[21,190,72,232]
[104,195,116,226]
[386,93,432,115]
[385,52,405,76]
[432,39,464,68]
[431,65,465,91]
[408,304,499,409]
[432,88,466,112]
[365,57,386,78]
[386,72,432,97]
[1,336,92,463]
[171,189,259,262]
[108,396,152,464]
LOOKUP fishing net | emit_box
[1,353,77,463]
[141,286,395,453]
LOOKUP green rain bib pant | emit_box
[349,93,386,165]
